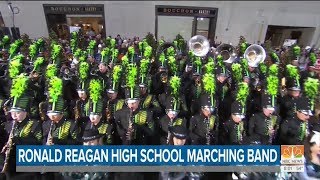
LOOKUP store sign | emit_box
[157,6,216,17]
[44,4,104,14]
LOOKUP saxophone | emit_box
[1,120,16,173]
[126,108,134,143]
[206,118,211,145]
[74,99,81,121]
[46,121,54,145]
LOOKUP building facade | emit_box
[0,1,320,47]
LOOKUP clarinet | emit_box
[46,121,54,145]
[167,119,173,144]
[74,99,81,121]
[126,108,134,144]
[105,100,111,121]
[206,118,211,145]
[1,120,16,173]
[268,116,277,144]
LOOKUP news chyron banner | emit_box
[16,145,304,172]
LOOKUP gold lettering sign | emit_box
[48,6,98,13]
[160,8,207,15]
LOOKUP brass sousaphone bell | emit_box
[188,35,210,57]
[216,43,237,63]
[244,44,266,68]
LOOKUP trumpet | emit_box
[1,120,16,173]
[46,121,54,145]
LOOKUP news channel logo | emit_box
[280,145,304,172]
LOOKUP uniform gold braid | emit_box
[98,123,108,134]
[59,121,71,140]
[209,116,215,130]
[35,131,42,141]
[19,121,34,138]
[116,100,125,111]
[173,118,183,126]
[143,95,153,108]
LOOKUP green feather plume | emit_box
[231,63,243,83]
[9,39,23,59]
[89,79,103,104]
[87,40,96,55]
[207,56,214,63]
[166,46,175,57]
[203,73,215,95]
[236,82,249,106]
[168,56,178,75]
[33,57,44,72]
[268,64,279,77]
[204,62,215,74]
[173,41,178,48]
[144,46,152,59]
[46,64,57,79]
[10,74,28,99]
[293,45,301,57]
[110,39,116,49]
[48,76,63,103]
[259,63,267,75]
[29,44,37,61]
[194,56,202,73]
[270,52,279,63]
[140,59,149,77]
[112,65,122,89]
[170,76,181,97]
[51,44,62,63]
[159,52,166,66]
[286,64,300,79]
[111,48,118,63]
[240,58,249,76]
[216,55,224,67]
[1,35,10,49]
[138,41,144,53]
[9,55,24,79]
[304,77,320,102]
[79,62,89,81]
[74,48,82,59]
[240,42,247,54]
[266,75,279,96]
[126,64,138,89]
[121,55,129,67]
[309,53,317,65]
[101,47,110,63]
[36,38,44,52]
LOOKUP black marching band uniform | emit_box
[0,33,319,180]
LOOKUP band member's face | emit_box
[217,75,227,83]
[248,66,255,72]
[243,77,250,84]
[297,111,310,121]
[127,101,140,110]
[48,113,63,123]
[291,60,299,66]
[89,114,102,125]
[83,139,100,146]
[201,107,212,117]
[140,87,147,95]
[263,108,275,117]
[78,91,87,100]
[173,137,186,146]
[167,110,178,120]
[108,92,118,100]
[310,143,320,155]
[98,63,107,73]
[11,111,27,122]
[88,56,95,63]
[289,90,300,98]
[231,114,243,123]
